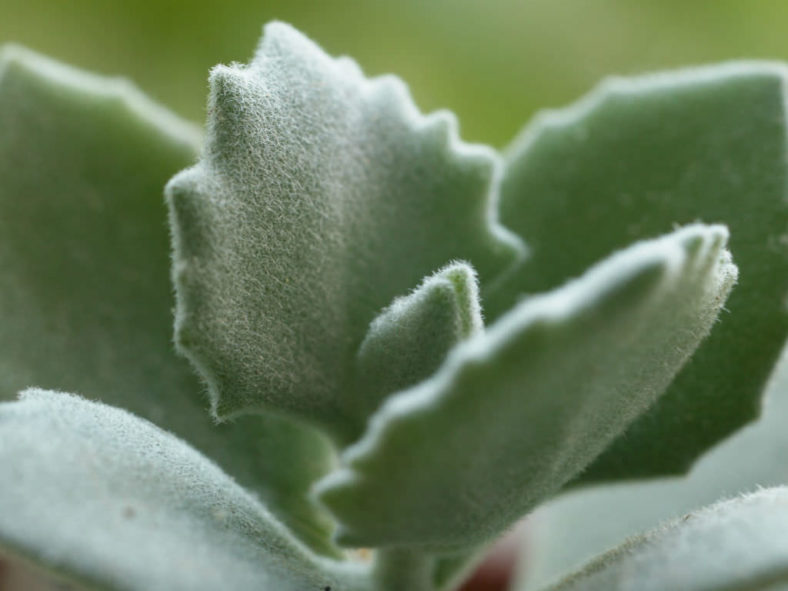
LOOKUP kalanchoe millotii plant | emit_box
[1,20,788,591]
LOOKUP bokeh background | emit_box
[3,0,787,147]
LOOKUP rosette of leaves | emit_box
[1,21,787,591]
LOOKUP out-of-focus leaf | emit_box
[0,45,337,554]
[517,345,788,591]
[317,225,736,551]
[0,390,368,591]
[491,63,788,481]
[537,487,788,591]
[166,22,523,439]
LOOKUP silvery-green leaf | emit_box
[0,45,337,554]
[166,22,523,438]
[0,390,367,591]
[493,63,788,481]
[352,262,482,434]
[538,487,788,591]
[317,225,736,551]
[517,345,788,591]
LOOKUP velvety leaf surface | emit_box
[0,390,367,591]
[492,63,788,481]
[317,225,736,551]
[0,45,337,554]
[518,345,788,591]
[352,262,482,434]
[540,487,788,591]
[166,22,523,438]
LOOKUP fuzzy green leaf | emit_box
[0,45,337,554]
[540,487,788,591]
[517,346,788,591]
[491,63,788,482]
[166,22,523,438]
[352,262,482,434]
[317,225,736,551]
[0,390,367,591]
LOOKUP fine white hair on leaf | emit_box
[317,224,737,550]
[166,21,524,439]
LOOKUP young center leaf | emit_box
[538,487,788,591]
[166,22,523,439]
[0,391,368,591]
[352,262,482,434]
[490,63,788,482]
[0,45,338,555]
[317,225,736,551]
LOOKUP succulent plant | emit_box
[1,21,787,591]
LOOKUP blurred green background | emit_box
[2,0,787,147]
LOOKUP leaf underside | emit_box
[0,45,338,555]
[519,345,788,591]
[0,391,366,591]
[317,225,736,551]
[541,487,788,591]
[166,21,523,439]
[491,63,788,482]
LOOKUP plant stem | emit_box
[372,548,434,591]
